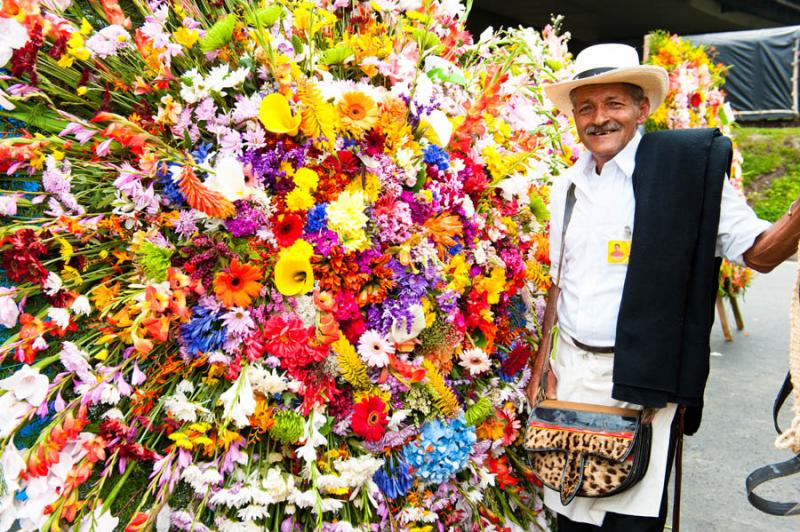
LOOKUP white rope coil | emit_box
[775,245,800,453]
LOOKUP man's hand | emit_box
[743,198,800,273]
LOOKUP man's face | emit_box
[571,83,650,168]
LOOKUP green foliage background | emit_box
[735,127,800,221]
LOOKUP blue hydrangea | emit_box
[181,305,227,355]
[423,144,450,171]
[373,456,414,499]
[305,202,328,233]
[158,163,187,207]
[506,294,528,329]
[191,142,213,164]
[402,416,476,484]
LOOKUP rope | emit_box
[775,245,800,453]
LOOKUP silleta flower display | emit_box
[0,0,576,530]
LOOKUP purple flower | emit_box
[224,200,267,237]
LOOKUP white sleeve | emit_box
[548,179,567,281]
[716,176,771,265]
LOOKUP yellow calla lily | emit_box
[274,239,315,296]
[259,93,302,136]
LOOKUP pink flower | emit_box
[0,293,19,328]
[0,194,18,216]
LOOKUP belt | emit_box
[566,333,615,354]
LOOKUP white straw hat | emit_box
[544,43,669,116]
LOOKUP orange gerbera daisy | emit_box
[338,91,379,134]
[213,259,263,307]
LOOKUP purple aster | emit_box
[174,210,198,239]
[224,200,267,237]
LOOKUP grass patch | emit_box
[733,127,800,222]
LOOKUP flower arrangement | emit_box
[0,1,574,530]
[645,30,752,298]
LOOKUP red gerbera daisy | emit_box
[274,213,304,248]
[351,395,388,442]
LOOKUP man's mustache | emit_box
[585,122,623,135]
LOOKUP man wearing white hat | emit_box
[527,43,800,530]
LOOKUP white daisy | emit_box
[458,347,491,376]
[356,329,395,368]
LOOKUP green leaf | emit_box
[427,67,467,86]
[199,14,238,53]
[246,5,283,27]
[410,28,443,53]
[320,44,354,65]
[291,35,304,55]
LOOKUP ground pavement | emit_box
[674,260,800,531]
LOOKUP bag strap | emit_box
[746,455,800,516]
[534,183,577,396]
[773,371,793,434]
[554,183,577,287]
[745,372,800,516]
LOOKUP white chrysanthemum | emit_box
[458,347,491,376]
[176,379,195,395]
[247,365,288,396]
[237,505,270,521]
[218,519,261,532]
[47,307,70,329]
[356,329,394,368]
[334,455,384,488]
[163,390,208,422]
[70,295,92,316]
[43,271,63,296]
[260,468,293,502]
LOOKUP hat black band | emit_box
[574,67,616,80]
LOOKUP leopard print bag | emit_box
[525,400,653,505]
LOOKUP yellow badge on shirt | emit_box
[607,240,631,264]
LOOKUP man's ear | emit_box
[637,97,651,125]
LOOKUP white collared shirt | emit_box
[549,132,770,346]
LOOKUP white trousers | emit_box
[542,333,678,526]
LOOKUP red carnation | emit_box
[502,342,532,377]
[351,395,388,442]
[274,213,304,248]
[690,92,703,108]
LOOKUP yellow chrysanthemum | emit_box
[274,239,314,296]
[292,167,319,190]
[286,187,315,211]
[338,91,379,135]
[344,172,381,203]
[327,190,369,251]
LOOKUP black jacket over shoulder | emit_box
[612,128,732,435]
